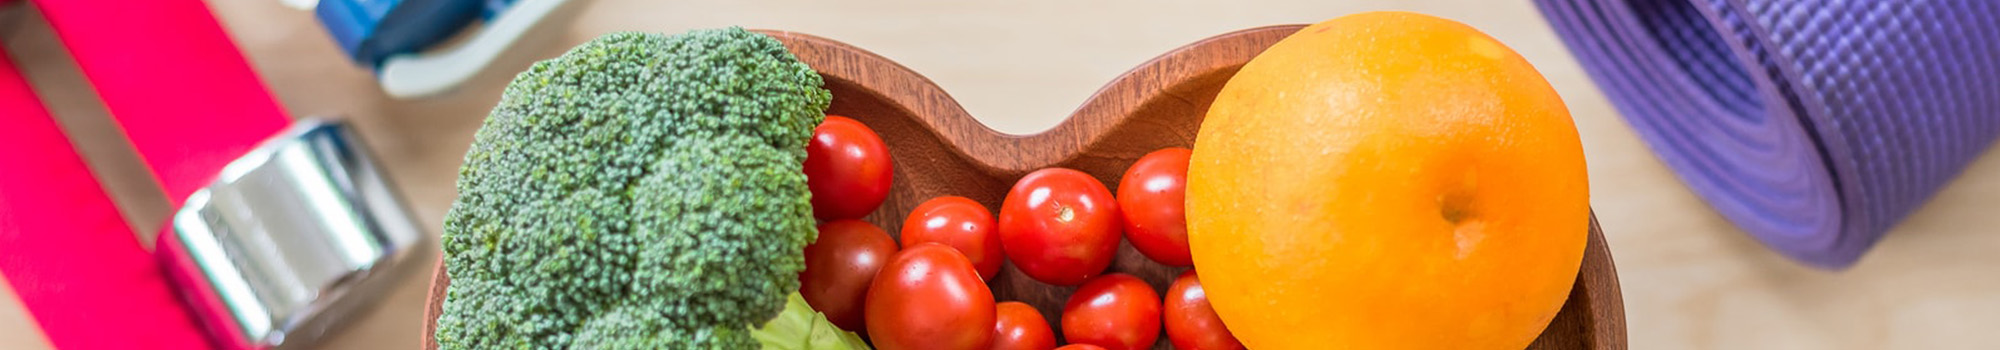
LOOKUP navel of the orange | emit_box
[1187,11,1589,350]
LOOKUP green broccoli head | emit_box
[437,27,831,349]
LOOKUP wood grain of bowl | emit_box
[422,25,1625,350]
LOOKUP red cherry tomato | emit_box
[1165,271,1244,350]
[805,115,894,220]
[992,301,1057,350]
[1116,147,1194,267]
[798,220,897,332]
[998,168,1121,285]
[1061,274,1162,350]
[1054,345,1108,350]
[901,196,1003,280]
[866,244,996,350]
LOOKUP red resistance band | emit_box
[2,0,295,348]
[0,52,214,350]
[31,0,292,202]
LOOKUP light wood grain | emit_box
[418,27,1624,350]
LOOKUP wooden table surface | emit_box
[3,0,1997,349]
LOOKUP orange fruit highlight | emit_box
[1186,12,1590,349]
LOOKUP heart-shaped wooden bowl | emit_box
[422,25,1625,349]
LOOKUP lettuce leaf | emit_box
[752,292,872,350]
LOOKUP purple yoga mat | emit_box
[1535,0,2000,268]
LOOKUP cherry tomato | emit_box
[866,243,996,350]
[1165,271,1244,350]
[798,220,897,332]
[1054,345,1108,350]
[901,196,1003,280]
[1061,274,1161,350]
[992,301,1057,350]
[1116,147,1194,267]
[805,115,894,220]
[998,168,1121,285]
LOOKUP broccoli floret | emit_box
[436,27,832,349]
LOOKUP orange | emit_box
[1185,12,1589,349]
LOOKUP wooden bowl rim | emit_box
[754,26,1307,178]
[421,26,1625,349]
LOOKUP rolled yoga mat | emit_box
[1535,0,2000,268]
